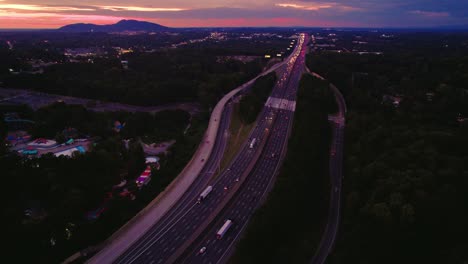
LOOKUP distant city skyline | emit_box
[0,0,467,29]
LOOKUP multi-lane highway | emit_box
[108,33,308,264]
[112,97,237,264]
[179,34,309,264]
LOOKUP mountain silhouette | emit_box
[58,20,169,32]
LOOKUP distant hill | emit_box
[58,19,169,32]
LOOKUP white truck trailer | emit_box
[197,185,213,203]
[216,219,233,239]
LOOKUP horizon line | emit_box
[0,25,466,31]
[1,19,467,31]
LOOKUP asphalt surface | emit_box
[86,40,299,264]
[113,33,307,264]
[309,76,347,264]
[112,99,234,264]
[179,33,309,264]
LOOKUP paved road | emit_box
[110,100,233,262]
[111,34,307,264]
[308,70,347,264]
[84,39,299,264]
[84,91,235,264]
[180,33,309,264]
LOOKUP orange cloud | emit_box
[0,3,95,12]
[276,2,362,12]
[97,6,187,12]
[276,3,332,11]
[0,10,130,28]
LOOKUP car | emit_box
[224,186,228,191]
[235,178,240,182]
[199,247,207,254]
[201,158,205,162]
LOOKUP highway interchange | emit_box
[105,33,309,264]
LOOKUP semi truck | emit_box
[216,219,233,239]
[197,185,213,203]
[249,138,257,149]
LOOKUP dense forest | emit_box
[29,102,191,142]
[2,49,262,108]
[232,74,334,263]
[0,103,206,263]
[307,34,468,263]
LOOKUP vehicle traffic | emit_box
[197,185,213,203]
[249,138,257,149]
[199,247,206,254]
[216,219,233,239]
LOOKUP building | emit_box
[136,166,152,188]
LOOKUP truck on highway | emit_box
[249,138,257,149]
[197,185,213,203]
[216,219,233,239]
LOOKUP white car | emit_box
[199,246,207,254]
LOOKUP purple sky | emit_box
[1,0,467,28]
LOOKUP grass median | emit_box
[214,72,276,178]
[214,102,255,178]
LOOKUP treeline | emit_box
[308,40,468,263]
[0,31,210,50]
[238,72,277,124]
[232,74,334,263]
[186,36,292,57]
[8,102,191,143]
[306,50,468,117]
[1,48,262,108]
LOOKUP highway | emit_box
[179,33,308,264]
[111,33,307,264]
[85,35,303,264]
[112,97,235,264]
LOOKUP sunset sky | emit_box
[0,0,467,29]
